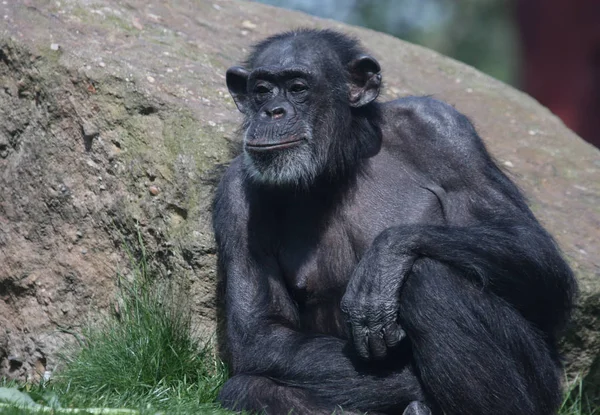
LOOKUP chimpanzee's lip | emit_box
[245,137,305,152]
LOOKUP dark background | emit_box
[254,0,600,148]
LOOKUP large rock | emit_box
[1,0,598,395]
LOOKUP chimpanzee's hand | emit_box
[340,228,416,360]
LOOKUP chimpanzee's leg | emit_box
[399,258,562,415]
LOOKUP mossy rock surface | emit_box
[0,0,598,398]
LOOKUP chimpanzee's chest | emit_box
[275,171,440,336]
[276,216,357,336]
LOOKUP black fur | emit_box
[213,29,577,415]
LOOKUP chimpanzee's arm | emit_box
[213,161,427,411]
[341,97,576,360]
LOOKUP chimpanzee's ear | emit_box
[226,66,251,114]
[347,55,381,108]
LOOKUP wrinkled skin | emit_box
[213,29,577,415]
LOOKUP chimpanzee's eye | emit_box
[290,82,308,94]
[254,84,271,94]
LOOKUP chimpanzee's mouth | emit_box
[245,138,305,152]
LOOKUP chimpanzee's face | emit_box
[226,38,380,187]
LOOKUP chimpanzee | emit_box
[212,29,576,415]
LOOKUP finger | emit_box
[351,322,370,360]
[368,329,387,360]
[383,321,406,348]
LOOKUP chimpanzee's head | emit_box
[226,29,382,187]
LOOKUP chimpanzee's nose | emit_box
[260,99,295,121]
[264,105,286,120]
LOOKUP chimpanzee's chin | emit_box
[242,146,320,188]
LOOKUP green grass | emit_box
[0,233,597,414]
[53,277,227,411]
[560,376,599,415]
